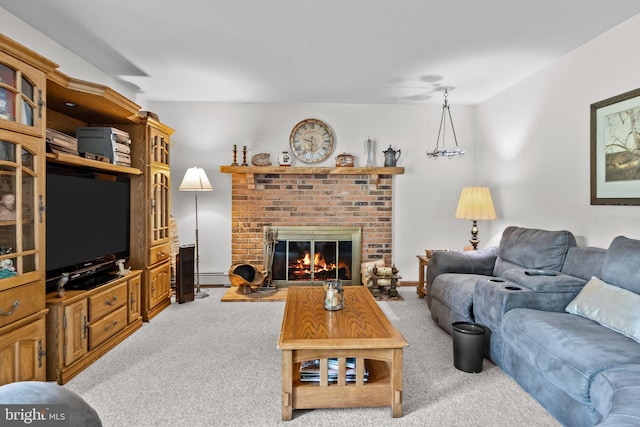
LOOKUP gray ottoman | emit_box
[0,381,101,426]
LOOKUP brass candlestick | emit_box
[241,145,248,166]
[231,144,239,166]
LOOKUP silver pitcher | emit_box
[383,145,401,167]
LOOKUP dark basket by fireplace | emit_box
[229,263,265,294]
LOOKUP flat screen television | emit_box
[46,166,130,291]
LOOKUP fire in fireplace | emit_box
[284,240,350,281]
[264,226,361,286]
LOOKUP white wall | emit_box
[149,101,476,280]
[475,13,640,249]
[0,9,141,106]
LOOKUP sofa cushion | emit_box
[561,246,606,281]
[502,308,640,405]
[493,226,577,277]
[591,365,640,426]
[566,276,640,343]
[602,236,640,294]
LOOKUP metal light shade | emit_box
[179,167,212,298]
[179,167,213,191]
[455,186,496,249]
[427,88,465,158]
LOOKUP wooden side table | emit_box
[416,255,430,298]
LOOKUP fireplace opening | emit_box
[275,240,352,282]
[265,226,361,286]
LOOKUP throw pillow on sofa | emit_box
[566,276,640,343]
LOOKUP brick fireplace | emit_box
[222,168,401,285]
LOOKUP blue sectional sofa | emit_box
[426,226,640,426]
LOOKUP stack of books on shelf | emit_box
[299,358,368,383]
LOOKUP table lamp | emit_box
[455,186,496,250]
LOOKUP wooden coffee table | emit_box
[277,286,409,420]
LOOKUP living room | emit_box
[1,2,640,426]
[2,3,640,283]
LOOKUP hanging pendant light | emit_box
[426,88,465,158]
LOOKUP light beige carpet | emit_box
[64,287,560,426]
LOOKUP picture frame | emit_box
[590,87,640,205]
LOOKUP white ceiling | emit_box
[2,1,640,105]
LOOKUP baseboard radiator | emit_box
[198,272,230,286]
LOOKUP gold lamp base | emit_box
[468,220,480,250]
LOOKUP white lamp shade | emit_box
[455,186,497,220]
[179,167,213,191]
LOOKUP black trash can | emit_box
[452,322,487,373]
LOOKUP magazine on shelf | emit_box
[299,358,369,383]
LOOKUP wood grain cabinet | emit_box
[0,34,177,385]
[45,271,142,384]
[121,119,174,321]
[0,35,56,386]
[0,313,47,384]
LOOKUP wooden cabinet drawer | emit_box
[89,305,127,349]
[0,282,45,329]
[88,282,127,322]
[149,242,171,266]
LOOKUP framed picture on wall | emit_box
[590,87,640,205]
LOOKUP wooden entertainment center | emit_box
[0,35,174,384]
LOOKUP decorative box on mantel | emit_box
[219,166,404,190]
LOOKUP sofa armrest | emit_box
[592,364,640,426]
[501,269,587,293]
[474,278,580,331]
[426,247,498,296]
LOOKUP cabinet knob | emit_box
[0,300,20,316]
[105,296,118,305]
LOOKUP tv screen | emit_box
[46,167,130,283]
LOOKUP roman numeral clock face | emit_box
[289,118,335,163]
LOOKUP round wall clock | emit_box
[289,118,335,163]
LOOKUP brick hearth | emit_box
[229,172,396,269]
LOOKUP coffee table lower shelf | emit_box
[281,349,403,420]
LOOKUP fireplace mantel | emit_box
[219,165,404,190]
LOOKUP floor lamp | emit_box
[179,167,213,299]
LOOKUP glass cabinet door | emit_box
[149,128,170,166]
[0,58,45,136]
[0,136,42,288]
[150,167,170,245]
